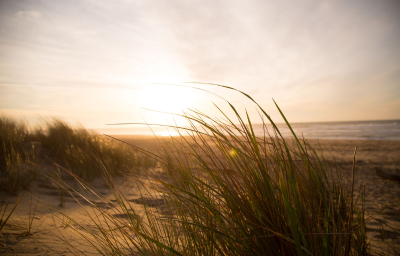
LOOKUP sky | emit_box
[0,0,399,134]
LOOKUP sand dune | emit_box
[1,137,399,255]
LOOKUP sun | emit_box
[132,83,199,136]
[136,83,198,115]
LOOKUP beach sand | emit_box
[1,136,399,255]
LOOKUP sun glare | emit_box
[136,83,197,114]
[156,130,180,137]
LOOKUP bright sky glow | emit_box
[156,130,180,137]
[0,0,399,133]
[137,86,193,112]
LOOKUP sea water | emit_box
[251,120,400,141]
[97,120,400,141]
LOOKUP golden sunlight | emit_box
[136,83,197,114]
[156,130,180,136]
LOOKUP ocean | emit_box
[252,120,400,141]
[96,120,400,141]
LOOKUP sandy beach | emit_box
[1,136,399,255]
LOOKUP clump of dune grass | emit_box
[1,116,155,194]
[49,85,367,255]
[41,119,155,180]
[0,116,37,195]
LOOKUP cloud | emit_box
[16,10,42,19]
[136,0,400,91]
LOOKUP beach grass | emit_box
[0,116,37,195]
[0,117,156,195]
[41,119,155,180]
[49,86,368,255]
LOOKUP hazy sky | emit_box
[1,0,399,132]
